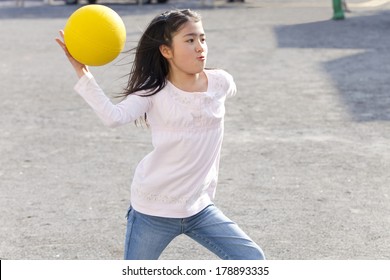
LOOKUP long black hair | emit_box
[124,9,202,99]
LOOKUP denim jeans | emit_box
[124,204,265,260]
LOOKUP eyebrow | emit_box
[183,33,206,37]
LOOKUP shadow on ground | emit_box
[275,10,390,122]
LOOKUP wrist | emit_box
[77,66,89,79]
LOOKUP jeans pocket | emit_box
[125,206,133,219]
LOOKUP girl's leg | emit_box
[184,205,265,260]
[124,207,181,260]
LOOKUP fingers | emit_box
[55,38,65,50]
[55,30,65,48]
[55,30,71,57]
[55,31,65,48]
[56,39,71,59]
[56,30,64,43]
[55,29,89,77]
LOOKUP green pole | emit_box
[332,0,345,20]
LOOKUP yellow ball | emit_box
[64,5,126,66]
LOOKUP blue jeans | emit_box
[124,204,265,260]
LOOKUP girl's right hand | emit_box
[55,30,90,78]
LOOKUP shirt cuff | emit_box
[74,71,94,93]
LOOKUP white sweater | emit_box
[74,69,236,218]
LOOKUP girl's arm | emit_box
[74,74,151,128]
[56,30,151,127]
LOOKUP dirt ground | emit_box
[1,0,389,259]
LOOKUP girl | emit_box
[56,9,265,260]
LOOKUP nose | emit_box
[195,40,204,53]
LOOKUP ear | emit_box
[159,44,173,59]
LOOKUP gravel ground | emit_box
[1,0,390,259]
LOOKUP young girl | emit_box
[56,9,265,260]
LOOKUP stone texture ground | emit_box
[1,0,389,259]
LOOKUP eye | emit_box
[186,39,194,43]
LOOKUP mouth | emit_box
[197,56,206,61]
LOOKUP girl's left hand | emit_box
[55,30,90,79]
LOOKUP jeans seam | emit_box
[124,210,135,259]
[188,231,229,260]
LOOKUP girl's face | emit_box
[161,19,208,77]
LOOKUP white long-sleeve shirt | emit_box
[74,69,236,218]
